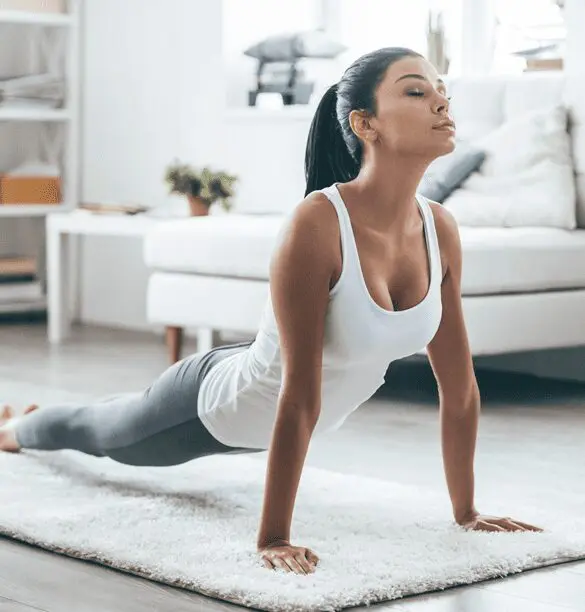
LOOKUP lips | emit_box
[433,119,456,131]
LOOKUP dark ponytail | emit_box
[304,47,423,197]
[304,83,359,196]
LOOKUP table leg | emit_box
[47,228,71,343]
[197,328,222,353]
[165,326,183,364]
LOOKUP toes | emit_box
[1,405,14,421]
[24,404,39,415]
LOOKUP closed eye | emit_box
[408,89,453,102]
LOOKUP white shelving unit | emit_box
[0,1,80,217]
[0,1,80,315]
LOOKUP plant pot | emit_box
[187,195,210,217]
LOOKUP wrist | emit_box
[454,506,478,525]
[256,537,290,551]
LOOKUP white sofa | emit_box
[144,73,585,362]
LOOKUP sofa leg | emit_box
[165,326,183,364]
[197,327,221,353]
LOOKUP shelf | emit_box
[0,297,46,314]
[0,204,71,217]
[0,10,72,26]
[0,106,70,122]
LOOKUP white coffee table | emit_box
[46,211,166,343]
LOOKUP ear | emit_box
[349,109,378,143]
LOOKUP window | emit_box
[222,0,319,59]
[222,0,320,107]
[222,0,467,107]
[492,0,565,73]
[334,0,430,64]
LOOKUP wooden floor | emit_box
[1,321,585,612]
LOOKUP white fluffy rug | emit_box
[2,447,585,612]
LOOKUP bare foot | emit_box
[24,404,39,415]
[0,403,37,453]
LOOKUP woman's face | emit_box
[358,55,455,160]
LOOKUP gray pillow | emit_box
[418,143,485,202]
[244,31,346,62]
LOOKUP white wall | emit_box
[79,0,225,329]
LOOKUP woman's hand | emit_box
[457,511,543,533]
[258,541,320,575]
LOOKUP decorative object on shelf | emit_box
[513,43,564,71]
[79,202,149,216]
[0,73,65,109]
[164,161,237,216]
[244,30,346,106]
[427,10,449,74]
[0,161,61,205]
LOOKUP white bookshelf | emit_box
[0,0,80,218]
[0,1,80,315]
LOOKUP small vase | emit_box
[187,195,210,217]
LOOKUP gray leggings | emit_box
[14,341,262,466]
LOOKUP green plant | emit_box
[164,160,237,212]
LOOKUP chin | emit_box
[430,137,456,159]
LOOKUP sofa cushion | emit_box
[145,216,585,296]
[418,142,486,203]
[443,105,577,229]
[458,226,585,295]
[144,215,283,279]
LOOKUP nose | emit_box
[433,93,450,115]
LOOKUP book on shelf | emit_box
[0,280,43,302]
[0,255,37,277]
[0,256,42,304]
[0,298,46,315]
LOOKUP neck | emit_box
[347,152,430,231]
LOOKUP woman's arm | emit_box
[426,204,542,533]
[257,195,338,568]
[425,205,479,523]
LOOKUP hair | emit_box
[304,47,423,196]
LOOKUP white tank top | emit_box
[197,184,443,449]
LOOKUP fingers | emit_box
[260,548,319,575]
[486,517,526,532]
[294,554,315,574]
[473,517,544,533]
[305,548,320,567]
[285,556,307,575]
[475,519,506,532]
[508,519,544,532]
[484,517,543,533]
[270,557,292,573]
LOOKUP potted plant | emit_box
[164,160,237,216]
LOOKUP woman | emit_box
[0,47,542,576]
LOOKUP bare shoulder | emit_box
[273,191,339,261]
[281,191,338,233]
[268,191,339,405]
[425,199,462,279]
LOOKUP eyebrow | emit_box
[395,73,445,87]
